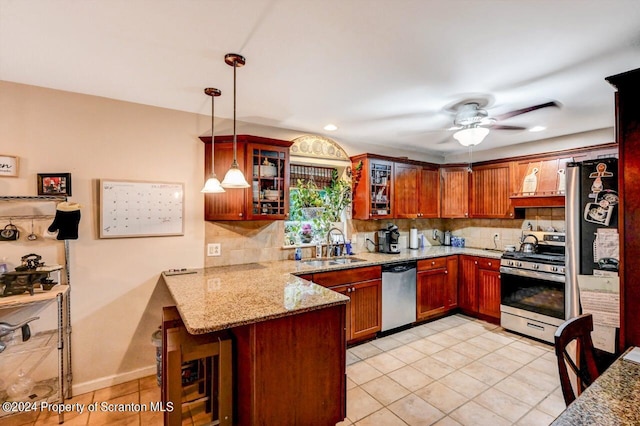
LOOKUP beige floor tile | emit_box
[407,338,445,355]
[427,319,457,332]
[432,416,463,426]
[93,379,139,402]
[449,341,490,360]
[347,361,384,385]
[336,418,353,426]
[414,381,468,414]
[388,393,445,426]
[139,386,161,405]
[411,356,456,380]
[346,377,358,390]
[412,325,439,338]
[459,361,507,386]
[450,401,511,426]
[346,387,384,422]
[535,392,567,418]
[346,350,361,366]
[387,365,434,392]
[35,391,94,424]
[431,348,474,369]
[441,323,486,340]
[482,329,520,346]
[511,365,560,393]
[361,375,410,406]
[473,387,532,422]
[425,332,462,348]
[528,356,559,378]
[349,342,383,360]
[140,410,163,425]
[494,376,550,406]
[370,336,404,352]
[2,411,40,426]
[467,334,508,352]
[516,408,556,426]
[364,352,407,374]
[478,352,524,374]
[392,329,422,344]
[494,345,539,365]
[438,371,488,399]
[355,408,406,426]
[387,345,427,364]
[507,340,549,358]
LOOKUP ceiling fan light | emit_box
[201,175,225,193]
[453,126,489,147]
[220,162,251,188]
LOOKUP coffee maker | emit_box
[376,223,401,254]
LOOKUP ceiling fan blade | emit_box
[494,101,560,121]
[487,124,527,131]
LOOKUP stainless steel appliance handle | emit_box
[499,266,565,283]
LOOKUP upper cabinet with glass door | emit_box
[200,135,293,221]
[350,154,394,220]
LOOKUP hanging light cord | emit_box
[211,92,215,172]
[468,146,473,172]
[232,58,238,166]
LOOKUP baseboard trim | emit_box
[72,365,157,396]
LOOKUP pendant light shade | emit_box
[221,53,250,189]
[201,87,225,193]
[453,126,490,147]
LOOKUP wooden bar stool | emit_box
[162,306,233,426]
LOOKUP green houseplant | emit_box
[323,170,352,222]
[291,179,325,220]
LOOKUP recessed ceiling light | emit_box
[529,126,546,132]
[323,124,338,131]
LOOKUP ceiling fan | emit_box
[443,98,560,146]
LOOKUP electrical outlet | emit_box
[493,233,500,240]
[207,243,221,256]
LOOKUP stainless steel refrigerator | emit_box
[565,158,619,319]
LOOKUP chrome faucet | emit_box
[327,227,346,258]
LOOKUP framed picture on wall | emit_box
[38,173,72,196]
[0,155,19,177]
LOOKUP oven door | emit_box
[500,266,565,320]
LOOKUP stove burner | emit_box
[502,251,565,265]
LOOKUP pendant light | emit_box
[201,88,225,193]
[453,125,489,147]
[220,53,251,189]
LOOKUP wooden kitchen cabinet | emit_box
[477,257,501,320]
[416,256,457,321]
[394,162,440,219]
[200,134,293,221]
[309,265,382,344]
[510,155,573,208]
[470,162,518,219]
[351,154,394,220]
[440,166,469,218]
[458,255,500,323]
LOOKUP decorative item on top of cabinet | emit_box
[394,161,440,219]
[510,156,573,207]
[200,135,293,220]
[440,166,469,218]
[350,154,394,220]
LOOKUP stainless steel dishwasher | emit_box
[381,261,417,332]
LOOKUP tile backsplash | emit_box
[205,207,566,266]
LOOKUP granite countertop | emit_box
[162,246,503,335]
[551,348,640,425]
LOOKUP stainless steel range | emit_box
[500,231,570,343]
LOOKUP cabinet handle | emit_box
[352,287,356,292]
[239,213,243,217]
[431,261,436,265]
[474,261,478,265]
[488,262,492,266]
[465,213,468,217]
[445,270,448,274]
[347,288,351,293]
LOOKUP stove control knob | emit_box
[551,266,558,272]
[532,264,539,270]
[516,262,522,267]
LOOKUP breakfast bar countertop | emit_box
[162,246,502,335]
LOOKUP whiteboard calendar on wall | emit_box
[99,179,184,238]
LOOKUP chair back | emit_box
[554,313,600,405]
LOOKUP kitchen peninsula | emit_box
[161,245,504,424]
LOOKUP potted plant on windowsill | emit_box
[291,179,325,220]
[323,170,352,223]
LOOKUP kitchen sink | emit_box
[329,257,366,265]
[300,257,367,267]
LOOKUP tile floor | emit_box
[4,313,566,426]
[339,314,566,426]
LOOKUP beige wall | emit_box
[0,81,208,393]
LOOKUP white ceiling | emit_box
[1,0,639,158]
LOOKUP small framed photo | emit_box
[38,173,72,196]
[0,155,19,177]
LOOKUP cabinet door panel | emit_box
[470,163,513,218]
[458,255,478,312]
[419,168,440,218]
[332,285,352,341]
[478,269,501,320]
[394,163,419,218]
[446,256,459,309]
[441,167,469,218]
[350,279,382,341]
[204,141,247,220]
[417,269,447,320]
